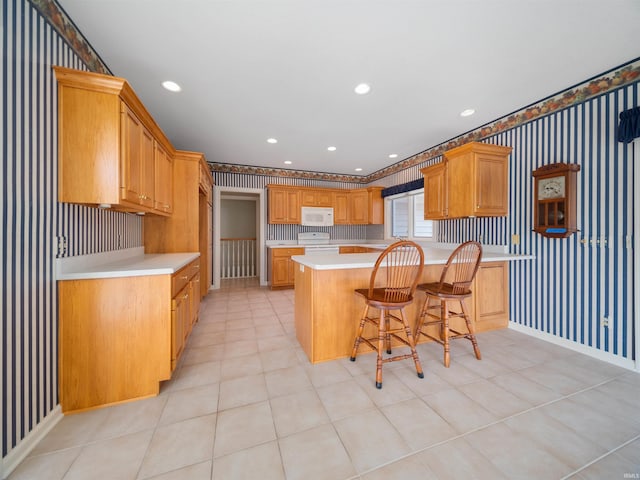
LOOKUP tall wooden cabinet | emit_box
[422,142,512,219]
[144,151,213,298]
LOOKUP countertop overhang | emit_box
[56,247,200,280]
[291,246,533,270]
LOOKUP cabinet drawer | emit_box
[172,259,199,297]
[272,248,305,257]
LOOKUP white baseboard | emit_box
[1,405,63,479]
[508,322,637,372]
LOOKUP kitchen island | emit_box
[292,245,533,363]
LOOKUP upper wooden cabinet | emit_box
[268,185,383,225]
[154,142,173,214]
[349,187,384,225]
[54,66,174,216]
[300,189,333,207]
[268,185,301,224]
[422,142,512,219]
[333,191,350,224]
[422,162,448,219]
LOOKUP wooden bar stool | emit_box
[415,241,482,368]
[350,240,425,389]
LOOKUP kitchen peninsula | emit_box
[293,244,533,363]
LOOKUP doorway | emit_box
[213,187,266,289]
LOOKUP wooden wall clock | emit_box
[532,162,580,238]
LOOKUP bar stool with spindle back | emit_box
[415,241,483,368]
[350,240,425,389]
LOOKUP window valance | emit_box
[617,106,640,143]
[381,178,424,198]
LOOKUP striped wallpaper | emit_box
[2,0,638,470]
[2,0,143,460]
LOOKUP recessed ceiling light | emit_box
[162,80,181,92]
[284,160,292,165]
[460,109,475,117]
[388,153,398,159]
[355,168,363,172]
[354,83,371,95]
[267,138,278,144]
[327,146,337,151]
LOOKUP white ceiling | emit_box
[57,0,640,177]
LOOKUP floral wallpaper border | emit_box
[31,0,110,74]
[36,0,639,184]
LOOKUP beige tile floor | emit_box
[10,278,640,479]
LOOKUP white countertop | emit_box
[56,247,200,280]
[291,245,533,270]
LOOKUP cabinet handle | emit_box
[181,275,188,280]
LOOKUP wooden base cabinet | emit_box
[59,275,172,413]
[59,258,201,413]
[171,259,200,370]
[269,247,304,289]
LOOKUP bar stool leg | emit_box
[441,300,451,368]
[376,309,386,388]
[350,304,369,361]
[385,314,392,354]
[460,299,481,360]
[399,309,424,379]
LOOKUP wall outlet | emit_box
[511,234,520,245]
[57,236,67,256]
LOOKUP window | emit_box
[386,189,435,240]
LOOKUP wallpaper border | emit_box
[36,0,639,184]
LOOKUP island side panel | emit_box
[294,263,314,360]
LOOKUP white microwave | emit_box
[301,207,334,226]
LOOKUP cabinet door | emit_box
[474,153,508,215]
[333,191,350,224]
[423,162,447,219]
[268,188,300,224]
[121,104,154,208]
[154,143,173,213]
[191,273,201,327]
[367,188,384,224]
[272,256,290,286]
[140,128,155,208]
[349,190,368,224]
[171,289,189,369]
[474,262,509,331]
[120,105,144,205]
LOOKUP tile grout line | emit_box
[350,370,633,479]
